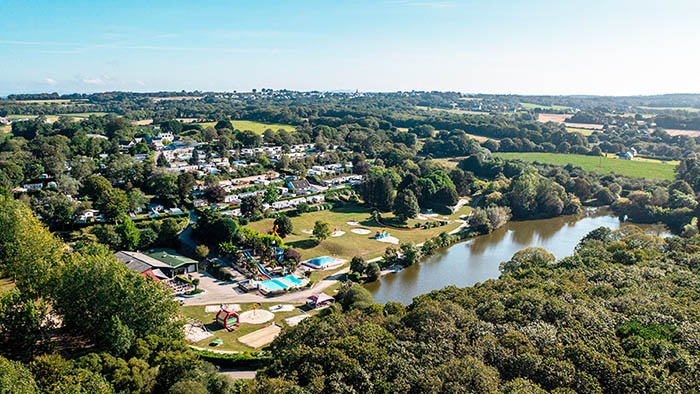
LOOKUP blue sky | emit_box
[2,0,700,95]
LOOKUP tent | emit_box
[307,293,335,308]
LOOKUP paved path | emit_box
[182,268,349,306]
[219,369,257,380]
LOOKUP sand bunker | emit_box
[238,324,282,348]
[285,314,310,327]
[346,221,360,226]
[239,309,274,324]
[351,228,372,235]
[269,304,295,312]
[301,229,313,234]
[331,230,345,237]
[375,235,399,245]
[205,304,240,313]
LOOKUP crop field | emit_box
[493,152,676,180]
[520,102,572,111]
[245,203,470,262]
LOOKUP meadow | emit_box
[493,152,676,180]
[245,203,470,263]
[565,127,596,136]
[195,120,296,134]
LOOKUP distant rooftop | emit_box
[142,248,197,268]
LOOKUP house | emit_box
[618,152,634,160]
[288,179,311,191]
[23,183,43,190]
[193,199,207,208]
[306,194,325,204]
[77,209,102,223]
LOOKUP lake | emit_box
[365,207,668,305]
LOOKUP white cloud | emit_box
[82,77,104,85]
[136,80,146,86]
[44,77,58,85]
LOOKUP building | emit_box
[115,249,198,278]
[288,179,311,191]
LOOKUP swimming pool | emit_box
[303,256,344,270]
[259,275,303,292]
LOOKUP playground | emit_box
[245,203,472,262]
[181,302,309,351]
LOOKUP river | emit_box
[365,207,668,305]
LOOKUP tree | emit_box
[365,261,381,282]
[274,215,293,238]
[336,284,374,310]
[393,190,420,221]
[0,355,39,393]
[194,245,209,260]
[241,196,262,217]
[295,202,310,215]
[158,218,183,247]
[157,154,169,167]
[96,187,129,223]
[263,186,280,205]
[313,220,331,243]
[116,216,140,250]
[127,188,148,213]
[350,256,368,275]
[205,185,226,203]
[177,172,196,203]
[500,247,555,274]
[469,208,492,234]
[361,174,395,212]
[50,252,181,354]
[192,278,200,291]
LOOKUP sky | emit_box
[2,0,700,96]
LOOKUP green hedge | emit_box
[192,349,272,368]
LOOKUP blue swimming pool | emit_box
[259,275,303,292]
[304,256,342,269]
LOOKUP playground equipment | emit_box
[215,304,240,330]
[272,246,284,262]
[269,224,279,238]
[242,249,285,280]
[374,230,390,239]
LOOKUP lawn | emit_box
[493,152,676,180]
[244,203,471,262]
[181,302,309,352]
[432,156,468,169]
[520,102,572,111]
[194,120,296,134]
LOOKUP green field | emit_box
[493,152,676,180]
[195,120,296,134]
[637,106,700,112]
[245,203,470,263]
[520,102,572,111]
[565,127,597,136]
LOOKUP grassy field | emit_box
[0,277,15,294]
[520,102,572,111]
[432,156,468,169]
[565,127,597,136]
[637,106,700,112]
[493,152,676,180]
[181,302,309,352]
[603,153,679,165]
[245,203,471,262]
[195,120,296,134]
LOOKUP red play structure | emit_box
[215,305,240,330]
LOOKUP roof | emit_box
[142,248,198,269]
[289,179,311,189]
[114,251,172,272]
[308,293,335,304]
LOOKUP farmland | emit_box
[637,106,700,112]
[520,102,572,111]
[493,152,676,180]
[565,127,596,136]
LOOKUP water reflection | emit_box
[366,208,667,305]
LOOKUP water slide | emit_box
[243,249,278,279]
[272,246,284,262]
